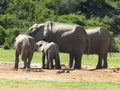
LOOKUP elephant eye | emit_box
[29,28,33,31]
[39,44,42,47]
[30,28,37,33]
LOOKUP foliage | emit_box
[0,25,6,45]
[0,14,17,28]
[58,14,85,25]
[3,28,26,49]
[0,0,120,50]
[112,35,120,52]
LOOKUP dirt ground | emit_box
[0,61,120,83]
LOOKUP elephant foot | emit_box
[55,65,61,69]
[68,66,74,70]
[102,65,108,69]
[49,66,54,69]
[102,63,108,68]
[74,67,81,69]
[14,67,18,71]
[42,67,48,69]
[26,68,31,71]
[74,65,81,69]
[55,67,61,69]
[14,65,18,69]
[27,66,31,69]
[22,66,26,69]
[96,65,102,69]
[74,66,81,69]
[42,64,46,69]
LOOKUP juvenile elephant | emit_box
[84,26,111,69]
[14,34,36,69]
[26,21,88,69]
[36,40,61,69]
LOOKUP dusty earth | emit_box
[0,61,120,83]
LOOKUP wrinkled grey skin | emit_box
[26,21,88,69]
[36,40,61,69]
[14,34,36,69]
[84,27,111,69]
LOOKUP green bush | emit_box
[0,14,17,28]
[112,36,120,52]
[58,14,85,25]
[3,28,25,49]
[3,43,10,50]
[0,25,6,45]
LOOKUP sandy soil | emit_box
[0,61,120,83]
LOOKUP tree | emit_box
[0,25,6,45]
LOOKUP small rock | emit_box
[56,70,61,74]
[66,70,70,73]
[61,70,65,73]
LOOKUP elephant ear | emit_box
[44,21,53,35]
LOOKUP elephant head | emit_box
[26,22,52,42]
[36,40,46,52]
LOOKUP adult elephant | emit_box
[26,21,88,69]
[84,26,111,69]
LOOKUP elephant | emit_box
[14,34,36,70]
[84,26,111,69]
[36,40,61,69]
[25,21,88,69]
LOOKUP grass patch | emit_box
[0,48,120,67]
[0,79,120,90]
[0,48,120,90]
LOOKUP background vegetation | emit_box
[0,0,120,51]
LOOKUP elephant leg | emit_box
[48,58,54,69]
[96,54,102,69]
[27,58,32,68]
[45,59,49,69]
[55,55,61,69]
[42,53,46,69]
[14,50,19,69]
[74,53,82,69]
[27,52,34,68]
[68,54,74,69]
[103,53,108,68]
[47,54,54,69]
[22,56,27,69]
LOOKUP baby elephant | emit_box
[14,34,36,70]
[36,40,61,69]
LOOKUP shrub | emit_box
[0,14,17,28]
[0,25,6,45]
[58,14,85,25]
[112,36,120,52]
[3,28,25,49]
[3,43,10,50]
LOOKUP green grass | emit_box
[0,48,120,67]
[0,79,120,90]
[0,48,120,90]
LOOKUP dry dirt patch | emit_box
[0,61,120,83]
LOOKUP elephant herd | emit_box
[14,21,111,70]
